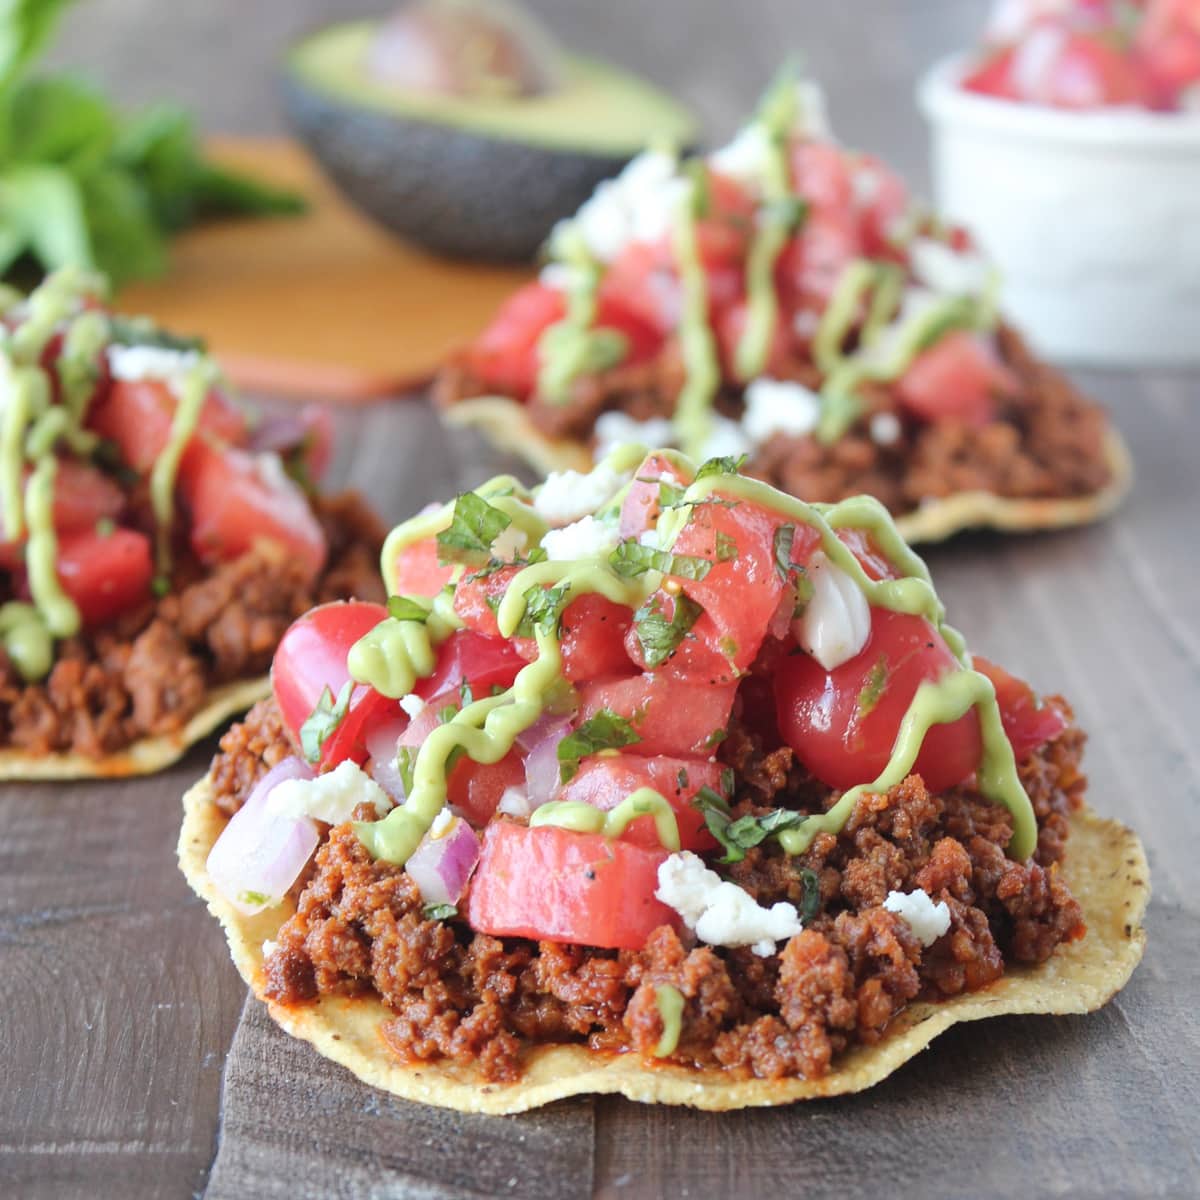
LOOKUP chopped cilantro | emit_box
[108,316,205,353]
[676,767,689,791]
[151,574,170,598]
[516,584,570,638]
[609,540,713,581]
[703,726,727,750]
[856,655,889,719]
[557,709,642,783]
[694,454,748,480]
[632,592,702,668]
[792,568,814,617]
[438,703,459,725]
[436,492,512,565]
[459,679,474,707]
[773,524,796,582]
[423,903,458,921]
[396,746,416,796]
[238,890,271,907]
[387,595,428,622]
[691,791,806,864]
[720,767,735,795]
[94,516,116,537]
[714,531,738,562]
[299,680,354,764]
[799,868,821,924]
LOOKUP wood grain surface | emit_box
[4,1,1199,1197]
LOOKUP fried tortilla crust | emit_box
[441,397,1132,546]
[178,775,1147,1114]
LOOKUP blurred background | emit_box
[47,0,991,190]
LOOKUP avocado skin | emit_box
[282,74,640,263]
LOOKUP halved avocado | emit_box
[281,20,698,262]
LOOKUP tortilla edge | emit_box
[0,676,270,780]
[443,396,1132,544]
[179,772,1149,1114]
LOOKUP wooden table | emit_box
[6,2,1198,1196]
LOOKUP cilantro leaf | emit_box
[557,709,642,783]
[423,903,458,921]
[773,524,795,582]
[691,790,807,864]
[107,313,204,352]
[608,539,713,581]
[798,868,821,924]
[856,655,889,719]
[632,592,702,668]
[714,531,738,562]
[387,595,428,623]
[516,583,570,638]
[299,680,353,765]
[396,745,416,797]
[695,454,748,480]
[436,492,512,566]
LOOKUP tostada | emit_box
[0,269,384,777]
[434,72,1130,544]
[180,446,1146,1112]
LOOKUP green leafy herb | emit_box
[238,890,271,908]
[691,790,807,864]
[464,545,547,582]
[387,595,428,623]
[676,767,689,791]
[608,539,713,581]
[423,903,458,921]
[856,655,889,719]
[773,524,796,582]
[714,531,738,562]
[632,592,702,668]
[0,4,304,287]
[798,868,821,924]
[107,314,204,352]
[438,703,459,725]
[459,678,474,707]
[396,746,416,796]
[557,709,642,783]
[299,680,353,765]
[516,583,570,638]
[694,454,748,480]
[436,492,512,565]
[792,568,814,616]
[703,726,727,750]
[93,515,114,536]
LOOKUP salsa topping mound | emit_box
[202,446,1089,1082]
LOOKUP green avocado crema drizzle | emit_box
[653,983,685,1057]
[0,267,222,680]
[350,448,1037,868]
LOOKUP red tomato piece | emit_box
[895,331,1017,427]
[182,442,327,583]
[852,154,911,257]
[973,656,1069,762]
[463,282,565,399]
[558,594,637,682]
[88,378,248,473]
[776,210,863,315]
[448,749,526,827]
[271,600,402,769]
[391,536,456,598]
[413,629,527,702]
[715,299,791,380]
[618,451,693,540]
[774,607,983,793]
[577,673,738,758]
[1138,0,1200,103]
[670,494,821,673]
[0,460,124,568]
[789,141,856,212]
[55,528,153,628]
[961,46,1023,100]
[560,753,724,851]
[466,821,677,950]
[453,566,521,641]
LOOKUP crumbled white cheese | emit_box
[861,287,941,368]
[541,514,619,562]
[534,462,631,526]
[709,122,774,191]
[869,411,902,446]
[107,344,204,396]
[742,377,821,444]
[594,412,676,458]
[491,524,529,561]
[909,237,991,298]
[638,527,662,550]
[697,415,754,462]
[266,760,393,825]
[399,693,427,719]
[796,551,871,671]
[497,786,533,818]
[567,150,689,262]
[656,852,804,958]
[884,889,952,947]
[428,806,454,838]
[262,939,278,958]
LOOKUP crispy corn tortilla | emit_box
[180,773,1148,1114]
[0,676,269,780]
[442,396,1133,545]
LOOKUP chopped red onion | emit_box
[365,717,409,802]
[521,717,571,807]
[247,412,310,456]
[405,815,481,907]
[206,757,318,916]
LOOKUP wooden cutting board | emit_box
[116,137,533,401]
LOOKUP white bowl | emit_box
[919,55,1200,367]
